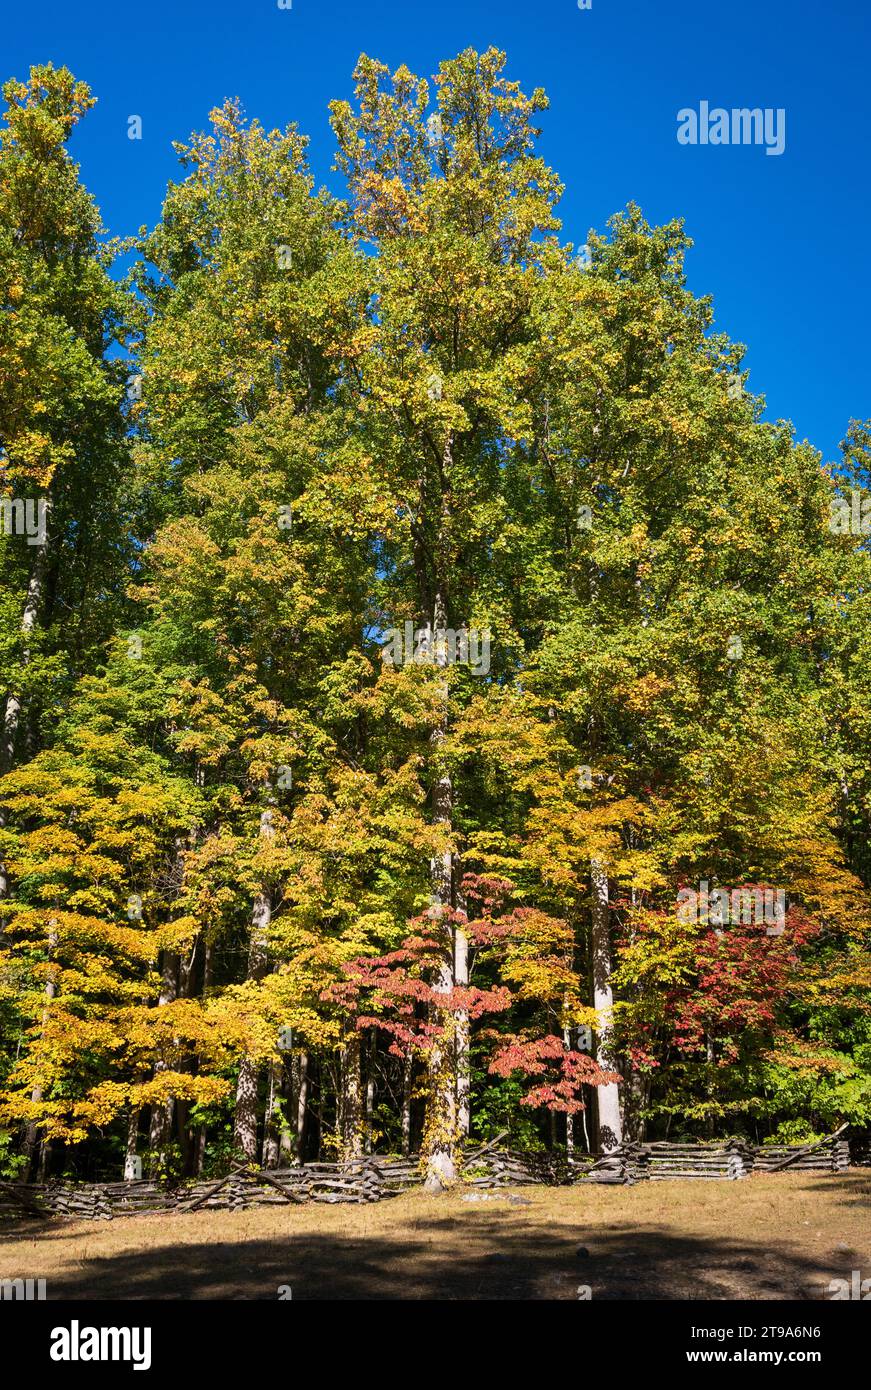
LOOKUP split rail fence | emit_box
[0,1129,858,1221]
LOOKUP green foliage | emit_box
[1,51,870,1178]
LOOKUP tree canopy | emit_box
[1,52,870,1183]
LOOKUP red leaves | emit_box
[490,1034,621,1113]
[322,893,513,1059]
[324,874,595,1118]
[461,873,515,912]
[667,905,817,1060]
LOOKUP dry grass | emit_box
[1,1172,868,1300]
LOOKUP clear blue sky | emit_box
[5,0,868,464]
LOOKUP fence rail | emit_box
[0,1131,860,1221]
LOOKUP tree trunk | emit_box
[277,1060,295,1165]
[261,1059,281,1168]
[233,806,274,1161]
[22,921,58,1179]
[591,856,622,1151]
[364,1032,376,1154]
[316,1064,324,1160]
[174,937,197,1173]
[295,1051,309,1161]
[622,1065,647,1143]
[1,524,50,918]
[148,951,179,1166]
[424,588,458,1190]
[563,1025,575,1158]
[579,1096,591,1153]
[233,1040,263,1162]
[454,918,470,1139]
[340,1029,364,1159]
[202,937,214,993]
[196,934,214,1167]
[2,526,48,771]
[401,1049,413,1156]
[125,1106,141,1179]
[705,1033,715,1139]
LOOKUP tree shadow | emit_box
[792,1175,871,1212]
[0,1211,855,1301]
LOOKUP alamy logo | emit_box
[1,1277,45,1300]
[829,490,871,535]
[381,621,491,676]
[827,1271,871,1300]
[677,102,786,156]
[677,881,786,935]
[50,1321,152,1371]
[0,496,47,545]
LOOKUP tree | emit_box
[3,52,871,1178]
[0,65,131,789]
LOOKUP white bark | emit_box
[2,530,46,765]
[454,923,470,1138]
[591,856,622,1151]
[125,1106,141,1180]
[424,587,458,1189]
[234,806,274,1160]
[364,1033,376,1153]
[1,523,49,912]
[401,1049,413,1156]
[424,936,457,1190]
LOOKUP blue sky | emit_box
[5,0,868,465]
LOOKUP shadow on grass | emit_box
[793,1175,871,1213]
[0,1211,850,1301]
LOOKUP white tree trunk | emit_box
[1,525,49,913]
[424,587,458,1190]
[125,1104,141,1179]
[591,856,622,1151]
[401,1049,413,1156]
[234,806,274,1160]
[2,529,47,765]
[454,923,470,1138]
[424,938,457,1190]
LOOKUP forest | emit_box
[1,48,870,1190]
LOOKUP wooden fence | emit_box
[568,1130,852,1185]
[0,1130,860,1220]
[752,1139,850,1175]
[0,1156,421,1221]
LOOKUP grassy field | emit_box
[1,1172,868,1301]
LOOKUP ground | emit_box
[1,1172,868,1300]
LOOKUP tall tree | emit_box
[330,47,563,1181]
